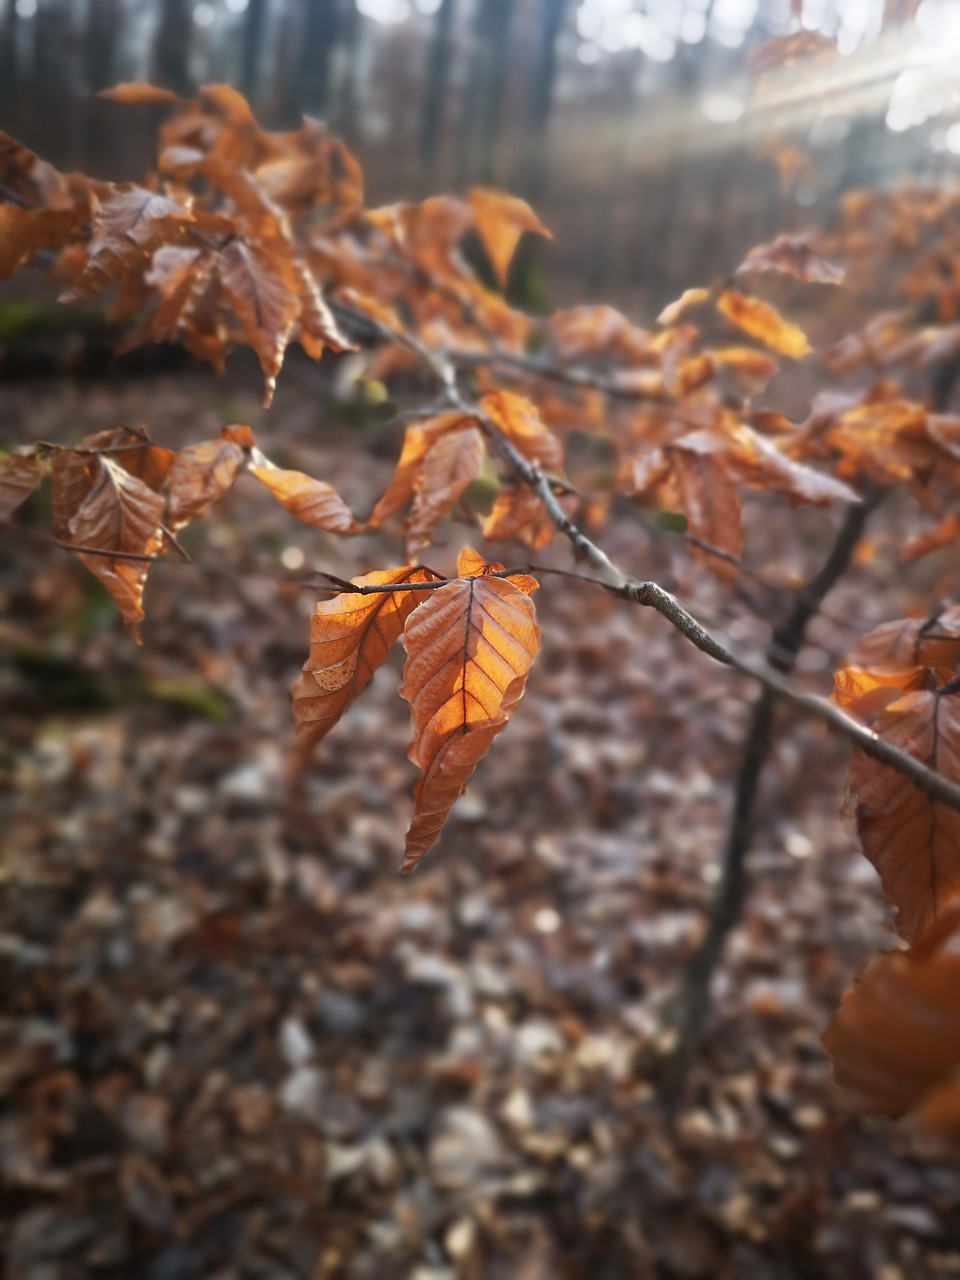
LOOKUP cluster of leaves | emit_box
[3,82,960,1127]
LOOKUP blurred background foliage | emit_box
[2,0,959,315]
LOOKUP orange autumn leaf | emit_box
[833,664,933,719]
[822,903,960,1116]
[404,425,485,559]
[847,689,960,943]
[479,390,564,474]
[290,566,436,773]
[399,549,540,873]
[369,412,476,528]
[0,453,47,520]
[716,289,811,359]
[468,186,551,290]
[0,204,88,282]
[98,82,183,106]
[249,463,360,534]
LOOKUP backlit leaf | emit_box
[399,549,540,873]
[717,290,811,359]
[479,390,564,474]
[468,187,551,289]
[291,567,435,772]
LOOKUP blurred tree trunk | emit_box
[0,0,21,132]
[336,0,360,141]
[32,0,79,162]
[455,0,513,187]
[513,0,568,202]
[83,0,121,171]
[587,54,639,294]
[420,0,456,188]
[297,0,339,119]
[153,0,192,94]
[240,0,269,103]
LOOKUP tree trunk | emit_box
[152,0,192,94]
[297,0,339,119]
[420,0,456,188]
[240,0,269,104]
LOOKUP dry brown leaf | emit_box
[62,455,165,641]
[0,454,47,520]
[290,566,436,772]
[468,187,551,289]
[482,485,556,550]
[217,239,300,406]
[399,548,540,873]
[61,185,194,300]
[167,434,247,529]
[249,463,360,534]
[0,205,87,281]
[670,445,743,580]
[846,611,960,674]
[716,290,811,359]
[369,413,474,528]
[848,690,960,943]
[735,235,844,285]
[479,390,564,474]
[822,903,960,1115]
[404,426,486,559]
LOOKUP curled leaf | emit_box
[250,463,360,534]
[468,187,551,289]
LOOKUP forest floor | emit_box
[2,356,960,1280]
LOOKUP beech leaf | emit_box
[847,689,960,943]
[822,904,960,1116]
[399,549,539,873]
[62,455,165,641]
[0,454,47,520]
[249,463,360,534]
[167,434,247,529]
[716,289,811,359]
[291,566,435,773]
